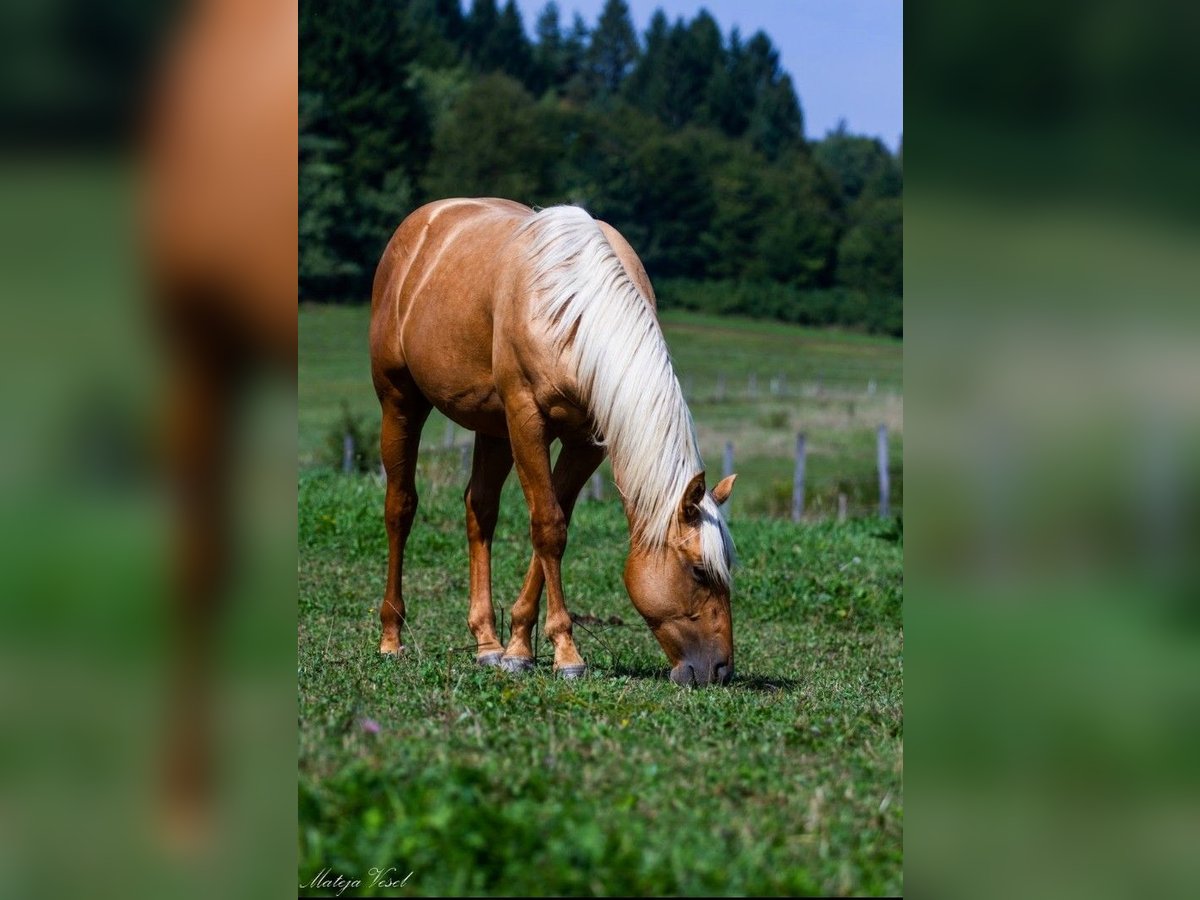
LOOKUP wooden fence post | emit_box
[721,441,734,520]
[460,442,471,476]
[444,419,455,449]
[791,433,806,522]
[590,471,603,501]
[342,431,355,474]
[838,493,848,522]
[716,373,726,401]
[877,424,890,518]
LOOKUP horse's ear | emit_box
[680,472,706,526]
[712,474,737,506]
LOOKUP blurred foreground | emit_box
[3,0,1199,897]
[0,1,296,898]
[907,2,1200,897]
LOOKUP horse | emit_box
[144,0,297,838]
[368,198,737,686]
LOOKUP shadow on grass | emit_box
[604,660,804,692]
[731,673,806,692]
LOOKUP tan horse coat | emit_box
[370,198,736,685]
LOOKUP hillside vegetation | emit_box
[300,0,902,335]
[299,304,902,519]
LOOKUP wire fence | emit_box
[336,372,903,522]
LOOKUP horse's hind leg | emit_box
[502,435,605,677]
[464,433,514,664]
[376,377,431,655]
[161,330,239,837]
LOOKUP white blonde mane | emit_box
[513,205,734,589]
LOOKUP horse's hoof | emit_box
[476,652,504,668]
[556,664,587,680]
[378,644,405,657]
[499,656,534,674]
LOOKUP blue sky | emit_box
[511,0,903,149]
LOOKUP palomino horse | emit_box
[369,199,737,686]
[145,0,296,834]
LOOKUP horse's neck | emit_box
[514,204,697,542]
[607,398,697,542]
[617,496,673,548]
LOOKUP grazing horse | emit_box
[145,0,296,837]
[369,199,737,686]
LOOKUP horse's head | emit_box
[624,472,738,686]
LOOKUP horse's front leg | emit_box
[502,400,595,677]
[502,437,605,675]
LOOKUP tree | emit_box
[585,0,639,97]
[624,11,670,114]
[494,0,534,85]
[699,138,771,280]
[679,10,724,127]
[628,10,724,129]
[465,0,533,84]
[625,131,716,278]
[700,30,804,159]
[464,0,499,60]
[402,0,466,65]
[298,0,902,331]
[705,27,754,137]
[748,73,804,160]
[813,123,900,203]
[531,2,564,94]
[299,93,357,295]
[300,0,430,183]
[559,13,593,104]
[300,0,430,298]
[558,102,661,223]
[432,0,466,46]
[757,155,840,288]
[836,197,902,298]
[423,73,555,203]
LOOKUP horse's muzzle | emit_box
[670,657,733,687]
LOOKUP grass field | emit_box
[298,304,903,895]
[299,304,902,518]
[299,471,903,895]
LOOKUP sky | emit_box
[511,0,903,149]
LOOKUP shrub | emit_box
[323,401,380,473]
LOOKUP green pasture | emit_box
[299,471,903,895]
[298,304,902,518]
[299,304,903,894]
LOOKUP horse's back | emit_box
[369,198,659,439]
[371,197,529,316]
[146,0,298,363]
[369,198,533,433]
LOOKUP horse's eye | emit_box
[691,565,707,582]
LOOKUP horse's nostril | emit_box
[670,663,697,687]
[714,662,732,684]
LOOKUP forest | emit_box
[300,0,903,336]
